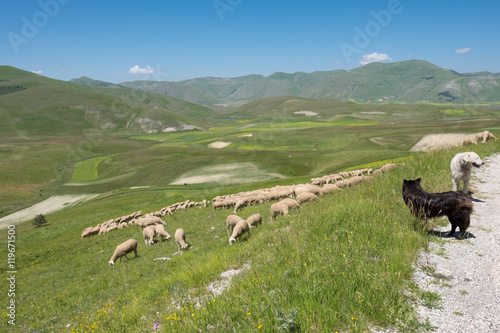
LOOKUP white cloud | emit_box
[359,52,393,65]
[32,70,43,74]
[128,65,155,75]
[455,47,472,54]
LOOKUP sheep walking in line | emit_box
[108,239,138,266]
[226,214,243,237]
[175,228,190,250]
[246,213,262,228]
[271,202,288,220]
[155,224,171,242]
[229,219,250,245]
[143,226,156,246]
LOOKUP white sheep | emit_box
[81,227,95,239]
[271,202,289,220]
[108,239,138,266]
[143,226,156,246]
[319,184,341,196]
[154,224,171,242]
[476,130,497,143]
[233,199,247,213]
[174,228,190,250]
[294,184,321,196]
[246,213,262,228]
[296,192,318,204]
[226,214,243,237]
[229,219,250,245]
[279,198,301,211]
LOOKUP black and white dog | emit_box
[402,178,473,239]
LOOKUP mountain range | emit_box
[2,60,500,138]
[72,60,500,105]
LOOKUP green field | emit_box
[1,140,499,332]
[2,70,500,332]
[71,155,117,182]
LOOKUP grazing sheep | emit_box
[246,213,262,228]
[279,198,301,211]
[213,201,224,210]
[380,163,397,173]
[143,226,156,246]
[461,136,477,146]
[229,219,250,245]
[135,217,157,228]
[174,228,190,250]
[320,184,341,196]
[294,185,320,196]
[226,214,243,237]
[296,192,318,204]
[81,227,95,239]
[271,202,289,220]
[476,130,497,143]
[335,179,348,188]
[154,224,171,242]
[234,199,247,213]
[108,239,138,266]
[344,176,364,187]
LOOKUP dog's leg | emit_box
[457,229,466,240]
[462,178,470,194]
[446,217,457,237]
[457,213,471,240]
[452,178,460,192]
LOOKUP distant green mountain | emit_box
[0,66,217,138]
[108,60,500,105]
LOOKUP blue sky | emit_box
[1,0,499,83]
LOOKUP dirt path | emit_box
[0,194,98,230]
[414,153,500,332]
[410,134,476,151]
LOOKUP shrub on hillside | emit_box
[32,214,48,228]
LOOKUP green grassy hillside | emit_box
[0,66,211,138]
[1,140,498,332]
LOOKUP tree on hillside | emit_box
[32,214,48,228]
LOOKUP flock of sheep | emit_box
[86,162,399,266]
[81,199,207,239]
[81,130,498,267]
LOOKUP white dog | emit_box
[450,152,484,194]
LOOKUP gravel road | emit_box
[414,153,500,332]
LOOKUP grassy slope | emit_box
[1,140,498,332]
[0,66,208,138]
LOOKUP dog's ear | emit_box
[416,178,421,183]
[403,179,408,183]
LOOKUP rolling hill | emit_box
[0,66,217,137]
[73,60,500,105]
